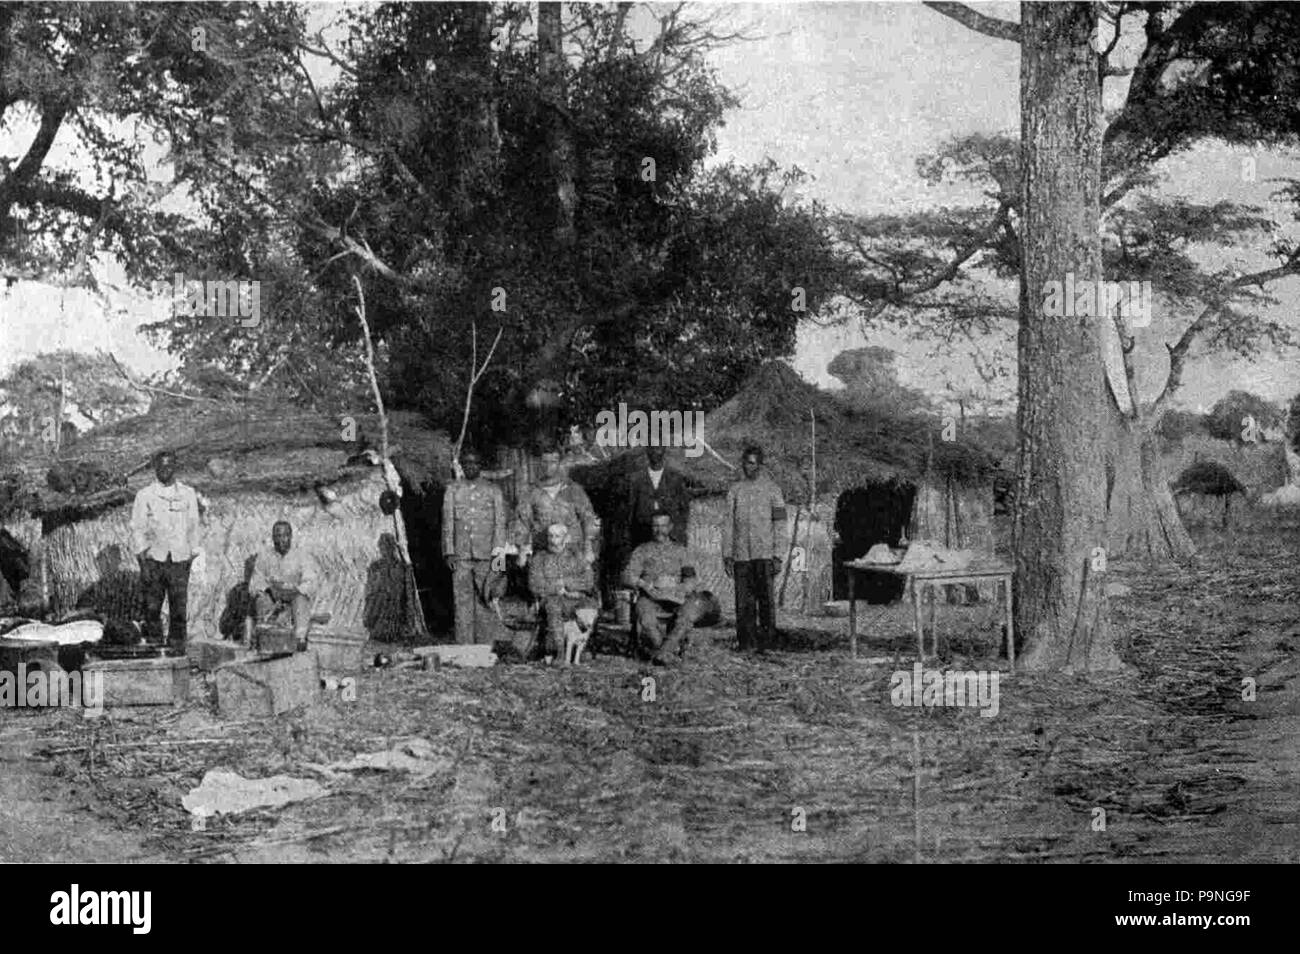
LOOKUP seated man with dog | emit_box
[528,523,598,661]
[622,512,717,667]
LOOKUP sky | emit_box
[2,1,1298,417]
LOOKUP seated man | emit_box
[622,513,717,666]
[247,520,319,646]
[527,523,597,660]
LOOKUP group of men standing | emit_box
[129,439,789,664]
[442,442,788,664]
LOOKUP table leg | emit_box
[928,585,938,658]
[913,580,924,663]
[848,571,857,659]
[1004,576,1015,674]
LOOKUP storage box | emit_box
[309,629,368,673]
[252,625,297,657]
[214,652,319,719]
[82,655,191,707]
[189,637,248,672]
[0,638,62,677]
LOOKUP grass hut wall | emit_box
[572,362,1003,614]
[1,399,455,641]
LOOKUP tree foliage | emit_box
[72,2,851,449]
[846,2,1300,433]
[1204,389,1284,443]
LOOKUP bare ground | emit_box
[2,519,1297,863]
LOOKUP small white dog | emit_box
[561,607,599,666]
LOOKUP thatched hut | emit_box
[573,362,1002,613]
[0,398,455,641]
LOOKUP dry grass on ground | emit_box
[11,517,1300,863]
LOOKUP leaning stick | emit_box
[352,274,427,637]
[778,507,803,608]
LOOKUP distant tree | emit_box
[1155,408,1207,443]
[131,3,852,448]
[0,2,305,286]
[847,2,1300,564]
[1204,390,1284,444]
[0,352,146,459]
[827,346,933,415]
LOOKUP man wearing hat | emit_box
[623,512,718,666]
[130,449,204,651]
[442,448,508,644]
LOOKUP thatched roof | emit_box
[0,397,455,523]
[573,362,1002,504]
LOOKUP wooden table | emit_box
[844,561,1014,672]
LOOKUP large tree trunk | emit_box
[1103,403,1196,561]
[538,2,577,246]
[1014,2,1118,672]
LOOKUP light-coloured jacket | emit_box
[130,480,202,562]
[721,473,787,561]
[442,479,507,560]
[528,549,594,598]
[249,546,320,598]
[515,480,596,552]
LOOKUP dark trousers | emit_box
[140,557,192,647]
[733,559,776,650]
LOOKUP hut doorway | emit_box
[396,477,454,635]
[832,483,915,603]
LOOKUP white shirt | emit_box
[647,468,664,490]
[248,546,319,599]
[130,480,202,561]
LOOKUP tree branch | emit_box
[453,320,504,467]
[1150,255,1300,419]
[923,3,1021,42]
[0,104,68,222]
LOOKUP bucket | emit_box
[614,589,633,626]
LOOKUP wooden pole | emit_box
[352,274,427,638]
[805,409,816,612]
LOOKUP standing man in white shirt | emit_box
[131,449,203,651]
[248,520,319,647]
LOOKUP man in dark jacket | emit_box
[625,445,690,548]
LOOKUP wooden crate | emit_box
[82,655,191,707]
[214,652,320,719]
[252,625,297,657]
[309,629,368,673]
[189,637,249,672]
[0,639,62,677]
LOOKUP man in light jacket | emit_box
[130,449,203,650]
[248,520,319,645]
[442,448,508,644]
[721,444,787,653]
